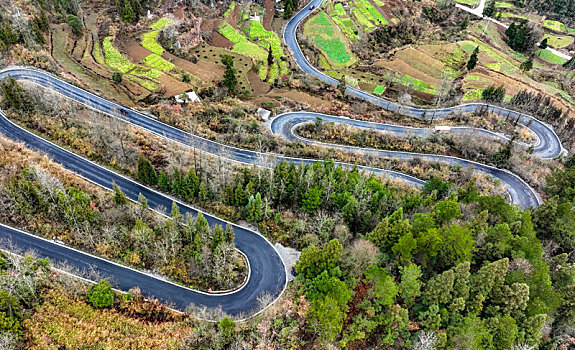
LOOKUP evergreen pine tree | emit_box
[245,192,264,222]
[158,171,172,191]
[520,54,534,72]
[122,0,136,23]
[267,46,274,67]
[136,157,158,185]
[112,182,129,206]
[222,64,238,94]
[467,46,479,70]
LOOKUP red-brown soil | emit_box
[266,88,333,109]
[226,4,241,28]
[121,38,153,61]
[173,5,185,21]
[162,51,224,81]
[209,31,234,48]
[247,71,271,96]
[263,0,274,31]
[157,74,190,97]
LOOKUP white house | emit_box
[175,91,201,104]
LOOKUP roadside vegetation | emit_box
[0,134,245,291]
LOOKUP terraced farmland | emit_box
[141,18,175,55]
[303,12,358,68]
[103,37,135,73]
[248,20,288,80]
[219,21,268,60]
[142,54,175,71]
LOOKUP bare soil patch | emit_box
[157,74,190,97]
[121,38,153,61]
[209,31,234,48]
[227,4,241,28]
[267,88,333,109]
[263,0,274,31]
[174,5,185,21]
[201,18,219,32]
[247,71,271,95]
[162,51,224,81]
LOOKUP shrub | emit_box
[67,14,82,35]
[112,71,123,83]
[87,280,114,308]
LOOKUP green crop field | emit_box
[463,89,484,101]
[142,31,164,55]
[141,18,175,56]
[248,20,288,80]
[373,85,386,94]
[103,37,135,73]
[248,21,281,56]
[543,20,566,32]
[355,0,387,25]
[224,1,235,17]
[465,75,490,82]
[142,54,175,71]
[131,66,162,81]
[150,17,174,31]
[332,16,359,40]
[330,3,360,40]
[334,3,346,17]
[452,0,477,5]
[304,12,357,68]
[536,49,568,65]
[267,62,279,83]
[543,34,574,48]
[398,74,437,94]
[352,8,375,31]
[373,0,384,5]
[124,75,159,92]
[219,21,268,61]
[495,1,515,7]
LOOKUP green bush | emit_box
[87,280,114,308]
[67,14,82,35]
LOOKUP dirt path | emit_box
[263,0,274,31]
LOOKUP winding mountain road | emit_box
[0,0,566,316]
[0,106,287,316]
